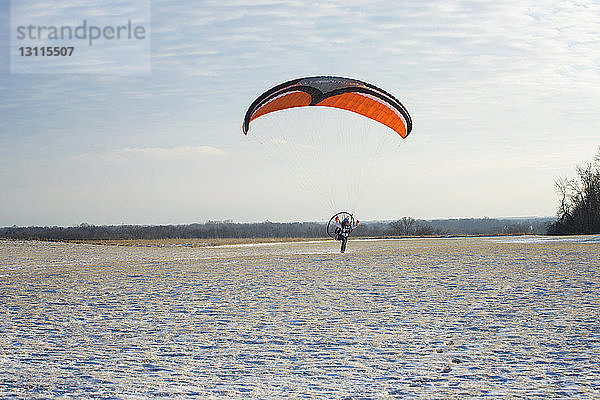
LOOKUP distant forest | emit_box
[0,217,554,241]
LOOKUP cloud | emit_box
[74,145,225,162]
[118,145,224,158]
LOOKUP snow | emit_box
[1,238,599,398]
[492,235,600,244]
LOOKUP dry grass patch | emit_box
[66,237,326,247]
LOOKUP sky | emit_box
[1,0,599,226]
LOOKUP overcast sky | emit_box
[1,0,599,226]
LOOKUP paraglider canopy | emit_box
[243,76,413,138]
[241,75,414,219]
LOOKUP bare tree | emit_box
[390,216,416,236]
[549,147,600,234]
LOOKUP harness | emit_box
[336,222,352,239]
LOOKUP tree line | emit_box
[0,217,553,241]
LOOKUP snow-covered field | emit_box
[1,237,599,399]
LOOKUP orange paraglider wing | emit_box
[242,76,412,137]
